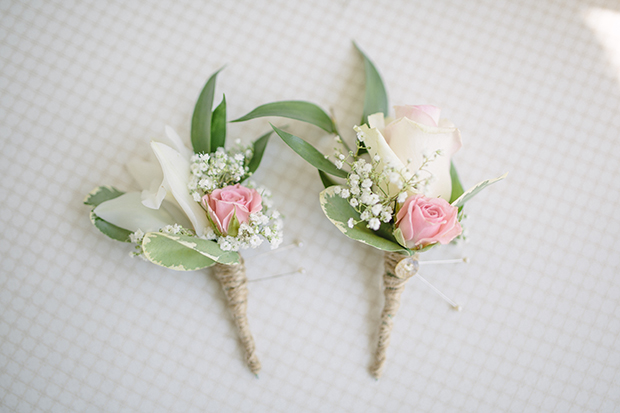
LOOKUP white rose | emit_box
[357,105,462,200]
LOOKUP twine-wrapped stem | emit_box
[212,257,261,375]
[370,251,419,379]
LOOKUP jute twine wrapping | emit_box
[370,251,419,379]
[212,257,261,375]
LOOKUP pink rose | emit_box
[202,184,262,236]
[395,194,462,248]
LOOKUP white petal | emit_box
[140,178,167,209]
[367,112,385,129]
[94,192,176,233]
[357,124,406,197]
[161,125,193,160]
[386,117,461,200]
[151,141,210,236]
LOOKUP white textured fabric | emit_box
[1,1,619,412]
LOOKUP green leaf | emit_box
[191,68,223,154]
[449,162,465,204]
[354,42,388,126]
[318,169,337,188]
[90,211,132,242]
[319,187,412,254]
[232,101,336,133]
[141,233,216,271]
[393,227,407,248]
[210,94,227,152]
[452,172,508,209]
[271,125,348,178]
[84,186,124,207]
[246,130,273,175]
[141,232,240,270]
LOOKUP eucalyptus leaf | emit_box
[191,68,223,154]
[232,101,336,133]
[210,94,227,152]
[319,187,412,254]
[452,172,508,209]
[246,130,273,176]
[449,161,465,204]
[84,186,124,207]
[354,42,388,126]
[90,211,132,242]
[271,125,348,178]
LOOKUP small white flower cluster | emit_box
[188,146,251,201]
[128,229,147,259]
[334,157,393,231]
[216,182,284,252]
[160,224,193,236]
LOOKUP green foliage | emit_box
[271,125,348,178]
[83,185,124,207]
[210,94,227,152]
[141,232,239,271]
[85,186,132,242]
[232,101,336,133]
[320,187,412,255]
[354,42,389,126]
[452,173,508,209]
[246,130,273,176]
[449,162,465,204]
[89,211,132,242]
[318,169,338,188]
[191,68,223,154]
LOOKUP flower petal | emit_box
[93,192,177,233]
[162,125,193,160]
[357,124,407,197]
[151,141,211,236]
[367,112,385,130]
[384,117,461,200]
[395,105,441,127]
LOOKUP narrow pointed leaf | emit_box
[449,161,465,204]
[210,94,227,152]
[271,125,348,178]
[142,232,217,271]
[232,101,336,133]
[318,169,337,188]
[354,42,388,125]
[320,187,412,254]
[246,130,273,175]
[191,68,223,154]
[90,211,132,242]
[84,186,124,207]
[452,172,508,209]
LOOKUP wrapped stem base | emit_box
[212,257,261,375]
[370,251,419,379]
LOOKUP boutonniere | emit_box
[85,70,283,375]
[234,43,506,378]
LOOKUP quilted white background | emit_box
[1,0,620,412]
